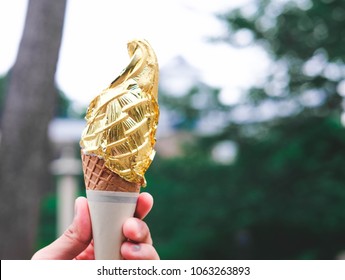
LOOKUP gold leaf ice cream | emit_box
[80,39,159,186]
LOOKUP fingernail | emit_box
[132,244,141,252]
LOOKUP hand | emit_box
[32,192,159,260]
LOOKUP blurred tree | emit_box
[147,115,345,259]
[217,0,344,119]
[148,0,345,259]
[0,74,82,119]
[0,0,66,259]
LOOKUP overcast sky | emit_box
[0,0,270,107]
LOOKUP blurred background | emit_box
[1,0,345,260]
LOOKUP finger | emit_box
[135,192,153,220]
[121,242,160,260]
[32,197,92,260]
[74,241,95,260]
[123,217,152,244]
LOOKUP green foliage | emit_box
[56,88,71,118]
[146,156,237,259]
[146,115,345,259]
[146,1,345,258]
[159,84,225,130]
[36,194,57,250]
[218,0,345,117]
[221,0,345,61]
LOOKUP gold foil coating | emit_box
[80,39,159,186]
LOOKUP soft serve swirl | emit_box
[80,39,159,186]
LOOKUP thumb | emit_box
[32,197,92,260]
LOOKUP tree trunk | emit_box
[0,0,66,259]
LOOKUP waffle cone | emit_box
[81,152,141,193]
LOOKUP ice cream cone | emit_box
[82,153,140,260]
[82,153,140,193]
[80,39,159,260]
